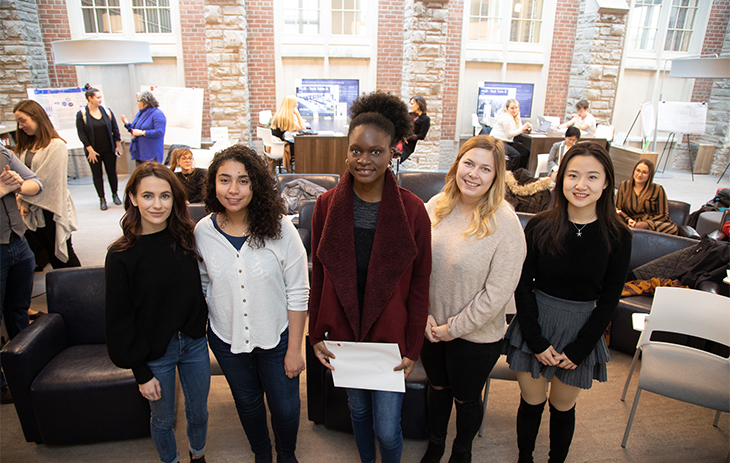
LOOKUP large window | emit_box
[331,0,367,35]
[665,0,698,52]
[468,0,501,42]
[283,0,321,35]
[132,0,171,34]
[81,0,123,34]
[628,0,661,50]
[510,0,542,43]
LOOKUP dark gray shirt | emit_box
[1,146,42,243]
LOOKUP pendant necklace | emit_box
[570,214,595,237]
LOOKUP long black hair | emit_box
[530,142,628,256]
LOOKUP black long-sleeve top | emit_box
[514,216,632,365]
[402,113,431,160]
[105,229,208,384]
[75,106,121,157]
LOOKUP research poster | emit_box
[27,87,88,150]
[145,86,204,148]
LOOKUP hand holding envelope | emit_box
[319,341,409,393]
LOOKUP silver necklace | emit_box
[572,221,589,237]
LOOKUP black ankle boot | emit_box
[516,397,546,463]
[548,402,575,463]
[100,197,108,211]
[189,450,206,462]
[447,442,472,463]
[420,436,446,463]
[112,193,122,205]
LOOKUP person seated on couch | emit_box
[547,126,581,181]
[616,158,678,235]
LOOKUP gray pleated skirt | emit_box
[504,289,610,390]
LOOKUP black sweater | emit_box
[514,216,632,365]
[105,229,208,384]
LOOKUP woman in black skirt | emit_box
[504,142,632,463]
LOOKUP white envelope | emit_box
[324,341,405,393]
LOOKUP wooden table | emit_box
[294,134,348,175]
[517,130,607,175]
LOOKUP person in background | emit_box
[401,95,431,163]
[504,143,631,463]
[309,91,432,463]
[421,135,526,463]
[490,99,532,171]
[559,100,596,137]
[547,126,581,181]
[270,95,305,173]
[0,145,42,404]
[170,148,207,204]
[196,146,309,463]
[76,84,123,211]
[615,158,678,235]
[13,99,81,269]
[121,90,167,165]
[106,163,210,463]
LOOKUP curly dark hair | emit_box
[204,144,285,248]
[348,91,413,147]
[109,162,199,259]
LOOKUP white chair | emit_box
[472,114,482,136]
[621,287,730,449]
[595,124,615,142]
[258,110,272,126]
[535,153,549,178]
[257,126,286,173]
[620,312,649,402]
[257,126,273,154]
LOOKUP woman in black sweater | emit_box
[105,163,209,463]
[504,143,632,463]
[401,95,430,163]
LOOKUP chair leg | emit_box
[714,410,722,427]
[478,378,491,438]
[622,388,642,448]
[621,347,642,402]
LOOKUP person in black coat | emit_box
[401,95,431,163]
[75,84,122,211]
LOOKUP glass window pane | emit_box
[343,11,354,34]
[110,8,122,32]
[81,0,93,6]
[344,0,355,9]
[147,9,159,33]
[83,9,96,33]
[132,0,143,5]
[159,9,171,33]
[303,0,318,9]
[133,9,145,33]
[332,0,342,8]
[332,11,342,34]
[146,0,157,6]
[159,0,169,6]
[94,0,106,6]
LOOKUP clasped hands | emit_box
[0,165,23,195]
[312,341,416,379]
[534,346,577,370]
[425,314,454,343]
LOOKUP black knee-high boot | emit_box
[421,384,453,463]
[516,397,546,463]
[448,398,482,463]
[548,402,575,463]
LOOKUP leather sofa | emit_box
[396,171,447,203]
[305,336,428,439]
[1,267,150,444]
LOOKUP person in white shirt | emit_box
[560,100,596,137]
[489,99,532,171]
[195,145,309,463]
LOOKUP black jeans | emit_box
[88,150,118,199]
[420,337,503,449]
[505,141,530,171]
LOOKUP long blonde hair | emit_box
[169,147,193,172]
[270,95,301,131]
[504,98,521,126]
[432,135,507,239]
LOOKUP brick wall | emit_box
[543,0,580,118]
[246,0,276,136]
[36,0,76,87]
[441,0,462,142]
[376,0,405,94]
[690,0,730,104]
[180,0,211,139]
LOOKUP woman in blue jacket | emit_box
[121,90,167,165]
[75,84,122,210]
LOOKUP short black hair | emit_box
[348,91,413,148]
[565,126,581,139]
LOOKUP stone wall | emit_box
[564,1,628,125]
[0,0,49,124]
[204,0,250,144]
[400,0,449,171]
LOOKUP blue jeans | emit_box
[208,328,300,461]
[146,333,210,463]
[346,388,405,463]
[0,235,35,388]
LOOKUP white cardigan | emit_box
[195,214,309,354]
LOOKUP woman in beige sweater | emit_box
[421,135,526,463]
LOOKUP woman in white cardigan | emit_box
[490,99,532,171]
[195,145,308,463]
[13,100,80,268]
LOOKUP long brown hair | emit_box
[109,163,198,259]
[432,135,507,239]
[530,142,627,256]
[204,144,284,248]
[628,158,656,204]
[13,100,65,154]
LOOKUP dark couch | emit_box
[1,267,150,444]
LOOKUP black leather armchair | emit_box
[396,171,447,202]
[667,199,700,239]
[1,267,150,444]
[275,173,341,194]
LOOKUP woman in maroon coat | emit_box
[309,91,432,463]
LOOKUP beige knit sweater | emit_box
[425,195,526,343]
